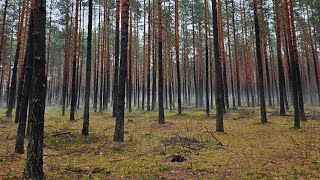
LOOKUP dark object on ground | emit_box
[171,154,185,162]
[52,131,71,137]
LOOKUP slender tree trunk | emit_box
[191,2,198,108]
[212,0,224,132]
[70,0,79,121]
[0,53,4,107]
[204,0,210,116]
[93,20,97,112]
[289,0,305,120]
[142,0,146,111]
[218,0,226,112]
[174,0,182,115]
[99,5,104,113]
[274,0,286,115]
[82,0,92,136]
[253,0,267,123]
[283,0,300,128]
[6,29,14,107]
[15,0,30,123]
[6,0,27,118]
[147,0,151,111]
[128,0,133,112]
[62,1,70,116]
[232,0,241,107]
[218,0,229,110]
[226,0,235,109]
[259,0,272,107]
[209,37,214,109]
[14,2,36,153]
[106,12,110,110]
[114,0,130,142]
[0,0,8,67]
[307,4,320,104]
[112,0,120,117]
[23,0,46,178]
[240,2,248,107]
[152,2,157,110]
[158,0,164,124]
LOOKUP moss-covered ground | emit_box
[0,106,319,179]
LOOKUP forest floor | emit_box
[0,106,319,179]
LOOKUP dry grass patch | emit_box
[0,106,319,179]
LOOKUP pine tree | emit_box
[6,0,27,118]
[114,0,130,142]
[274,0,286,115]
[212,0,224,132]
[112,0,120,117]
[175,0,182,115]
[23,0,46,178]
[158,0,165,124]
[253,0,267,123]
[0,0,8,68]
[70,0,79,121]
[82,0,93,136]
[204,0,210,116]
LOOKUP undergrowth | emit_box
[0,106,319,179]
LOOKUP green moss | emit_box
[0,106,319,179]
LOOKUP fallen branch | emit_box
[204,127,223,146]
[52,131,71,137]
[5,133,10,140]
[43,142,55,149]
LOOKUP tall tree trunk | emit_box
[106,11,111,110]
[152,2,157,110]
[14,1,36,153]
[70,0,79,121]
[204,0,210,116]
[307,3,320,104]
[158,0,164,124]
[114,0,130,142]
[0,0,8,67]
[112,0,120,117]
[174,0,182,115]
[218,0,226,112]
[240,2,250,107]
[253,0,267,123]
[259,0,272,107]
[147,0,151,111]
[15,0,26,121]
[62,0,70,116]
[79,2,85,109]
[142,0,146,111]
[283,0,299,128]
[6,28,14,107]
[93,19,97,112]
[99,4,104,113]
[231,0,241,107]
[6,0,27,118]
[191,2,198,108]
[82,0,92,136]
[23,0,46,178]
[15,0,30,123]
[128,0,133,112]
[218,0,228,110]
[226,0,236,109]
[289,0,305,120]
[274,0,286,115]
[212,0,224,132]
